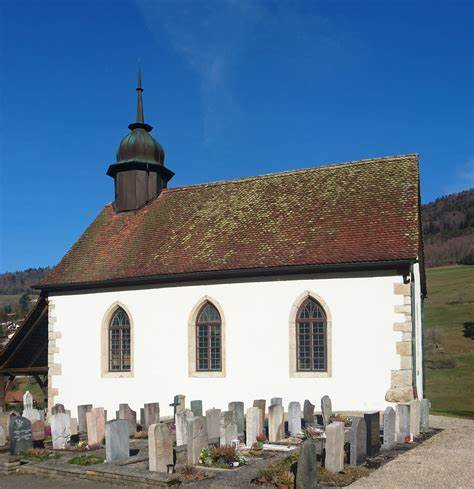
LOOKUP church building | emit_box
[0,72,426,415]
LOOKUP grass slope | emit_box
[423,265,474,418]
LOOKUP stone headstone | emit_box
[303,400,315,427]
[190,400,203,417]
[9,416,32,455]
[270,397,283,406]
[205,408,221,441]
[382,407,396,449]
[350,417,367,465]
[420,399,430,433]
[245,406,262,447]
[149,423,173,472]
[22,391,41,423]
[364,412,380,456]
[268,404,284,442]
[253,399,266,431]
[325,421,344,473]
[0,426,5,446]
[321,395,332,427]
[186,416,208,464]
[51,403,65,415]
[220,411,238,446]
[106,419,129,463]
[51,412,71,449]
[144,403,160,430]
[176,409,193,446]
[78,404,92,433]
[32,420,45,441]
[395,404,410,443]
[228,401,244,436]
[296,439,319,489]
[172,394,186,417]
[70,418,79,436]
[140,408,145,427]
[409,399,421,437]
[118,404,137,436]
[288,401,302,436]
[86,407,105,445]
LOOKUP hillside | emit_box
[422,188,474,267]
[0,267,49,295]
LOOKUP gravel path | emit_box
[351,415,474,489]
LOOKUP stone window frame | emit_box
[289,291,332,378]
[101,302,134,378]
[188,296,226,378]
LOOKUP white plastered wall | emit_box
[49,272,406,416]
[412,262,424,398]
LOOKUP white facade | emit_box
[49,271,417,416]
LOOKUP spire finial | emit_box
[136,63,144,124]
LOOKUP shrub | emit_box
[68,455,104,466]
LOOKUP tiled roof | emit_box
[39,154,422,288]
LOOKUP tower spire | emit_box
[136,63,144,124]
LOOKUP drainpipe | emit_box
[410,262,417,399]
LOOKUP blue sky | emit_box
[0,0,472,273]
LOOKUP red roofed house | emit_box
[20,72,425,415]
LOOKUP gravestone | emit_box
[70,418,79,436]
[382,407,396,449]
[140,408,145,427]
[395,404,410,443]
[51,403,65,415]
[51,412,71,449]
[245,406,261,447]
[420,399,430,433]
[253,399,266,431]
[270,397,283,406]
[0,426,5,446]
[296,439,319,489]
[190,400,203,417]
[303,400,315,427]
[78,404,92,433]
[350,417,367,465]
[321,395,332,427]
[105,419,129,463]
[22,391,41,423]
[288,401,302,436]
[176,409,193,446]
[186,416,208,464]
[325,421,344,473]
[171,394,186,418]
[205,408,221,441]
[228,402,245,436]
[268,404,284,442]
[118,404,137,436]
[409,400,421,437]
[149,423,173,472]
[32,420,45,441]
[9,416,32,455]
[220,410,238,446]
[144,403,160,430]
[364,412,380,456]
[86,407,105,445]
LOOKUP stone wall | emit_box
[385,283,414,403]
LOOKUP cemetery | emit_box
[0,391,438,487]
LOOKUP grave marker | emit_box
[245,406,261,447]
[51,403,65,415]
[253,399,266,432]
[382,407,396,449]
[86,407,105,445]
[0,426,5,446]
[321,395,332,427]
[78,405,92,433]
[32,420,45,441]
[220,411,238,446]
[395,404,409,443]
[186,416,208,464]
[350,417,367,465]
[268,404,284,442]
[105,419,129,463]
[325,421,344,473]
[118,404,137,436]
[190,400,203,417]
[50,412,71,449]
[303,400,315,427]
[288,401,302,436]
[364,412,380,456]
[296,439,319,489]
[176,409,193,446]
[270,397,283,406]
[144,403,160,430]
[420,399,430,433]
[205,408,221,441]
[149,423,173,472]
[228,402,244,436]
[409,399,421,437]
[9,416,32,455]
[22,391,40,423]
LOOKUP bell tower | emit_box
[107,67,174,212]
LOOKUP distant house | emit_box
[1,72,425,415]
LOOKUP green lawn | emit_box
[423,265,474,418]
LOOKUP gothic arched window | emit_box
[296,297,327,371]
[109,307,131,372]
[196,302,222,371]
